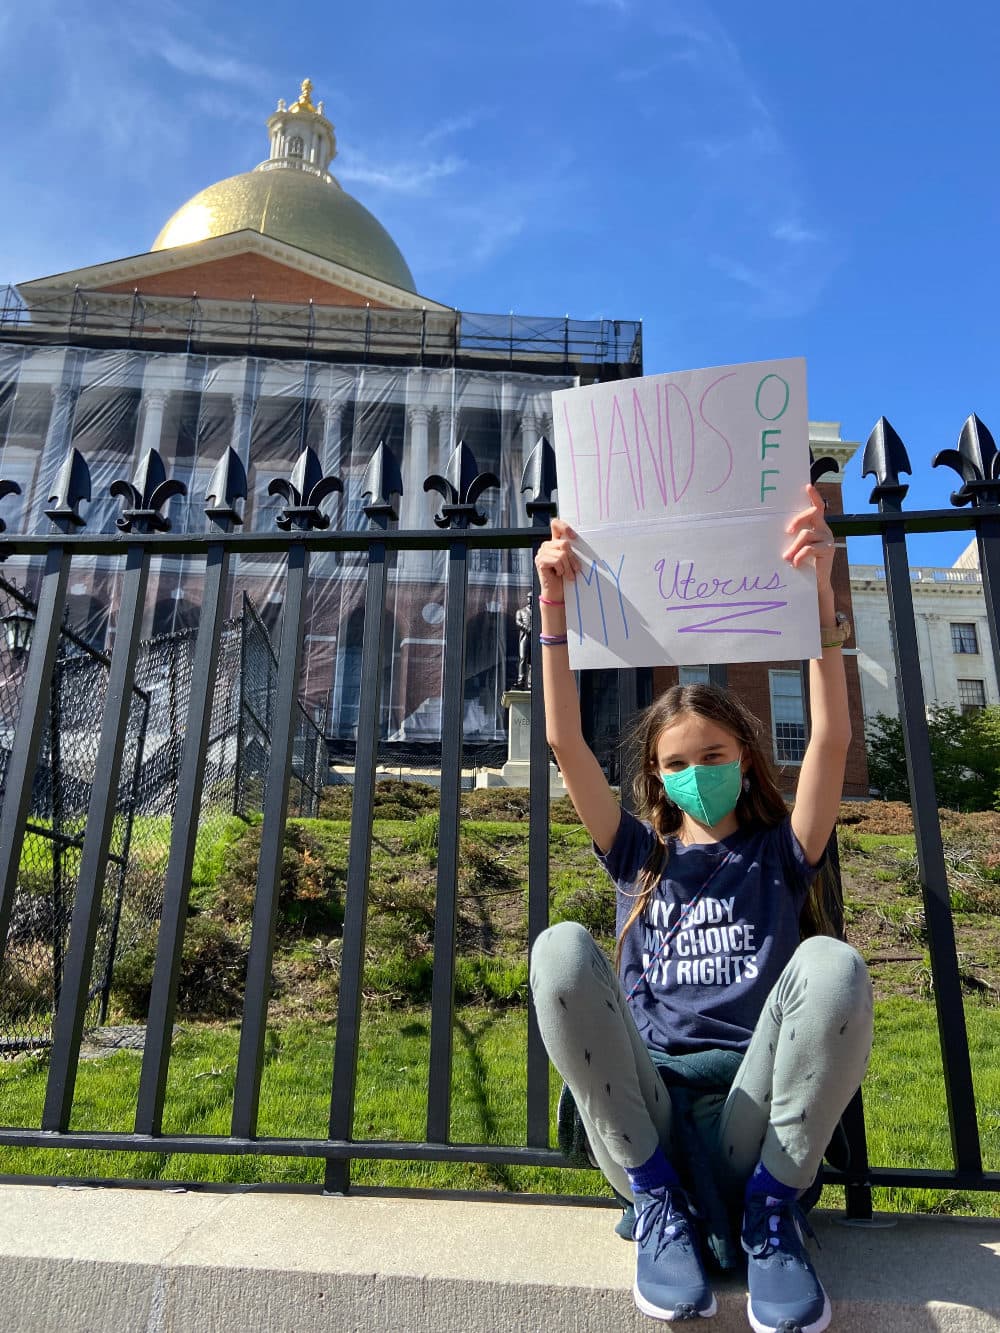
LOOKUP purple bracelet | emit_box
[539,633,569,646]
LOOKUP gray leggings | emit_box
[530,921,873,1199]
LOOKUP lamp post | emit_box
[3,604,35,656]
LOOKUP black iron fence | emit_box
[0,575,324,1054]
[0,420,997,1211]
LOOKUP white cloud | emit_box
[143,33,268,87]
[772,219,823,247]
[337,150,465,195]
[419,111,485,148]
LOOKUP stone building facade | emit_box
[851,538,996,723]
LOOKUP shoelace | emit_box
[633,1186,697,1262]
[743,1197,821,1263]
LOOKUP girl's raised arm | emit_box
[535,519,622,853]
[783,485,852,865]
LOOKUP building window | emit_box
[769,669,806,763]
[950,622,979,654]
[957,678,987,713]
[678,665,710,685]
[288,135,304,158]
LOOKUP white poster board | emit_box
[550,358,820,670]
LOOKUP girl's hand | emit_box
[534,518,581,599]
[783,484,836,592]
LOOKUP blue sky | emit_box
[2,0,998,566]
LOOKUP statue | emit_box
[290,78,317,114]
[514,592,532,689]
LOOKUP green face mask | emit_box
[661,758,742,828]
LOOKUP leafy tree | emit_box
[865,705,1000,810]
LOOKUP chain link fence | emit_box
[0,580,326,1053]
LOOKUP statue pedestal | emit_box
[473,689,564,794]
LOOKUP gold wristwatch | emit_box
[820,611,852,649]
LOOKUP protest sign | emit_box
[550,358,820,670]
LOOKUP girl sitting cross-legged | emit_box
[529,485,873,1333]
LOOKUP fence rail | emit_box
[0,421,998,1211]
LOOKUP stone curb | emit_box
[1,1184,998,1331]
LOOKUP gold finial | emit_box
[290,78,317,114]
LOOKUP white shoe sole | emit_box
[746,1288,831,1333]
[633,1280,718,1321]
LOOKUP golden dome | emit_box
[151,167,416,293]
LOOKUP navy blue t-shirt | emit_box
[598,810,820,1056]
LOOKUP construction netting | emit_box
[0,346,575,741]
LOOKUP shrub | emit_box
[318,779,441,822]
[111,915,248,1020]
[462,840,519,896]
[551,883,616,938]
[866,707,1000,810]
[212,823,345,938]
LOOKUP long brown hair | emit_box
[614,683,835,968]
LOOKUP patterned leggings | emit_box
[529,921,874,1199]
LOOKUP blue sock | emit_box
[746,1160,798,1203]
[625,1145,679,1195]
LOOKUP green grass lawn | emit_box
[1,997,997,1214]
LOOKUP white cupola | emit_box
[259,78,337,184]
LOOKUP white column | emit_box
[138,388,168,455]
[520,407,540,457]
[231,392,256,463]
[403,405,430,528]
[437,406,456,466]
[319,400,345,476]
[45,382,77,456]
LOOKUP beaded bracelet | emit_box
[539,633,569,647]
[538,596,565,606]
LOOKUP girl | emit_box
[529,485,873,1333]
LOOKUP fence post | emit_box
[862,418,982,1178]
[521,437,556,1147]
[932,414,1000,675]
[43,449,186,1131]
[326,441,401,1192]
[424,443,499,1143]
[135,447,247,1135]
[0,456,86,1031]
[232,448,341,1139]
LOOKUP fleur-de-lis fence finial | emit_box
[268,445,343,531]
[423,441,499,529]
[360,441,403,526]
[0,478,21,534]
[45,447,91,532]
[204,447,248,528]
[520,436,558,525]
[932,414,1000,507]
[861,417,911,507]
[110,448,187,533]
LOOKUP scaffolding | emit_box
[0,285,643,375]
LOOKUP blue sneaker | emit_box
[742,1196,831,1333]
[632,1185,717,1321]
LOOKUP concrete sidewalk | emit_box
[1,1182,998,1331]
